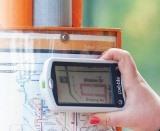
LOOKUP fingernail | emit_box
[89,116,100,125]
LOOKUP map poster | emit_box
[0,31,121,131]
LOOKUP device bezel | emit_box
[51,61,125,108]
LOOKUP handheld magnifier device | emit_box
[40,57,125,112]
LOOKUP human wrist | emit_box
[134,78,160,131]
[150,94,160,131]
[155,98,160,131]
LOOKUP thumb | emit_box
[89,112,125,127]
[100,48,139,90]
[100,48,137,78]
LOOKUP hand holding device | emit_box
[89,48,160,131]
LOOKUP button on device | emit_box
[48,78,53,89]
[117,99,124,107]
[41,81,45,88]
[115,66,121,74]
[115,66,119,71]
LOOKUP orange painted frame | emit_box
[72,0,83,27]
[0,0,32,28]
[0,27,121,48]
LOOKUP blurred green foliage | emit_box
[83,0,160,94]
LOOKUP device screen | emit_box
[54,64,114,105]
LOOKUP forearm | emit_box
[138,73,160,130]
[147,85,160,131]
[145,90,160,130]
[134,89,160,131]
[129,74,160,131]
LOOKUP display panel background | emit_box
[55,65,114,105]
